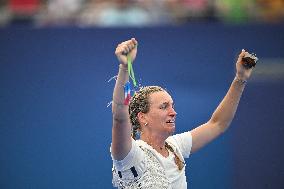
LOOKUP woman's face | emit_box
[144,91,177,136]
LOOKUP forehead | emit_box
[148,91,173,105]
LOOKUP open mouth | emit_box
[166,119,175,125]
[166,120,174,123]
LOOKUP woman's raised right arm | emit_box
[111,38,138,160]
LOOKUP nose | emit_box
[169,107,177,116]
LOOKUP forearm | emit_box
[210,77,246,131]
[112,64,129,122]
[111,64,132,159]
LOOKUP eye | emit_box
[160,103,168,109]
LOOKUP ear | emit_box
[137,112,147,125]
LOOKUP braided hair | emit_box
[129,86,184,170]
[129,86,165,139]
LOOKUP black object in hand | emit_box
[242,53,258,69]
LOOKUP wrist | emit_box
[119,64,128,71]
[234,76,247,85]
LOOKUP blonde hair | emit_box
[129,86,165,139]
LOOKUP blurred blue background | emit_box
[1,1,284,189]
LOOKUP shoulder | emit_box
[167,132,193,158]
[112,139,145,171]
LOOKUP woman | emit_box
[111,38,254,188]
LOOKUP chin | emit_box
[167,128,175,136]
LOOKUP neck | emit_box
[141,132,167,151]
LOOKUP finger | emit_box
[237,49,248,65]
[115,47,121,55]
[115,43,124,53]
[127,43,135,51]
[121,38,137,48]
[125,40,136,48]
[124,45,131,54]
[117,42,129,54]
[123,42,136,54]
[116,38,137,55]
[115,46,126,55]
[131,38,138,46]
[124,38,137,49]
[239,49,246,58]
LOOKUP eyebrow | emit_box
[160,101,174,106]
[149,99,174,107]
